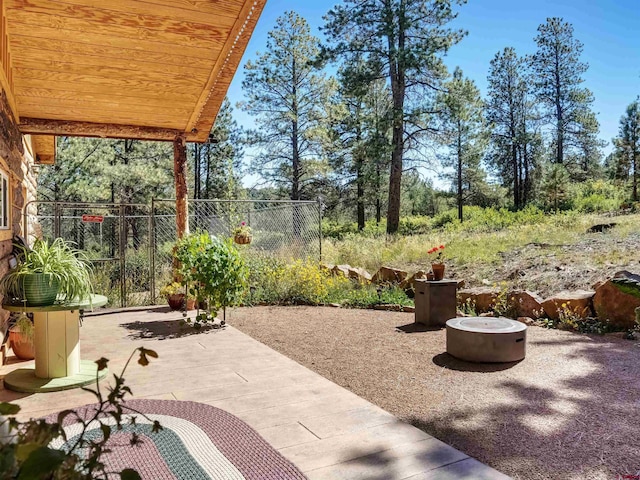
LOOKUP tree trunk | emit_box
[457,125,463,222]
[386,0,405,235]
[356,158,365,230]
[512,141,519,209]
[554,44,563,164]
[173,135,189,238]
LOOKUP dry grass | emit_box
[324,213,640,297]
[231,306,640,480]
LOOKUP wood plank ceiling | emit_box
[0,0,266,142]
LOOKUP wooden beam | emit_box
[18,117,183,141]
[173,135,189,238]
[31,134,55,164]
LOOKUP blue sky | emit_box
[226,0,640,182]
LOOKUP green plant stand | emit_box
[2,295,108,393]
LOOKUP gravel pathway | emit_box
[230,305,640,480]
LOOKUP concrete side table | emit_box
[2,295,108,392]
[414,279,457,327]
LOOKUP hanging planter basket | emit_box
[234,234,252,245]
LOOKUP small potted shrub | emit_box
[159,282,195,311]
[233,221,252,245]
[8,313,34,360]
[0,238,93,306]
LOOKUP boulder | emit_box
[331,264,351,277]
[400,270,428,290]
[457,287,500,313]
[320,263,335,274]
[517,316,536,326]
[593,275,640,329]
[347,267,372,284]
[541,290,594,320]
[509,290,545,319]
[372,266,408,284]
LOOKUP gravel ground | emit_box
[230,306,640,480]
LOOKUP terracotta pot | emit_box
[167,294,196,311]
[234,234,252,245]
[9,328,35,360]
[167,293,184,310]
[431,263,445,281]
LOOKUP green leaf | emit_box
[120,468,142,480]
[0,402,20,415]
[17,446,66,479]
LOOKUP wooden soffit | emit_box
[0,0,266,142]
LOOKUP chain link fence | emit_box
[26,199,322,307]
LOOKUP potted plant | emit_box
[8,313,34,360]
[233,221,252,245]
[428,244,446,280]
[0,238,93,307]
[174,232,248,324]
[159,282,196,311]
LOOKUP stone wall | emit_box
[0,86,38,340]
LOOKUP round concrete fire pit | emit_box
[446,317,526,363]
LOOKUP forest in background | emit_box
[38,1,640,235]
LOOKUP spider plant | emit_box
[1,238,93,305]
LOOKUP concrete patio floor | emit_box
[0,307,510,479]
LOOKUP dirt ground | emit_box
[230,305,640,480]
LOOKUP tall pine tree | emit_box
[530,18,599,172]
[437,68,488,221]
[240,11,335,201]
[322,0,466,234]
[612,98,640,200]
[486,47,540,209]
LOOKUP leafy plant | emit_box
[173,232,248,318]
[9,313,33,343]
[1,238,93,303]
[159,282,184,298]
[427,245,445,264]
[0,347,160,480]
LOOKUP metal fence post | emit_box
[149,199,156,305]
[318,197,323,262]
[53,202,61,239]
[119,204,126,308]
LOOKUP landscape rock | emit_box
[402,305,415,313]
[372,266,408,284]
[509,290,545,319]
[457,287,500,313]
[592,277,640,329]
[320,263,335,273]
[400,270,428,290]
[348,267,372,284]
[541,290,595,320]
[586,223,617,233]
[331,264,351,277]
[517,316,536,326]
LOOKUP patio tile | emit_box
[303,437,468,480]
[404,458,512,479]
[0,308,510,480]
[256,422,320,449]
[299,405,398,438]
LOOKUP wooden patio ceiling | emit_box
[0,0,266,144]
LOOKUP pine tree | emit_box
[612,98,640,200]
[240,11,335,201]
[331,61,392,230]
[191,98,243,200]
[437,68,488,222]
[486,47,541,208]
[322,0,466,234]
[530,18,599,171]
